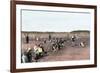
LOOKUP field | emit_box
[21,31,90,62]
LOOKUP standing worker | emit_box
[26,34,29,44]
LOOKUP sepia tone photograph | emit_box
[21,9,90,63]
[11,1,97,72]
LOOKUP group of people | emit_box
[21,44,47,63]
[50,38,65,52]
[22,34,86,63]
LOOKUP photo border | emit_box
[10,0,97,72]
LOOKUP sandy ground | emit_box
[38,47,90,62]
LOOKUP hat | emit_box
[27,47,31,52]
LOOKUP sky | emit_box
[21,9,91,32]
